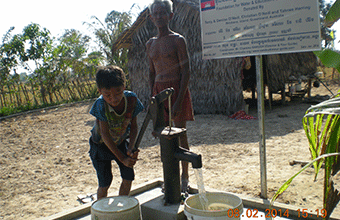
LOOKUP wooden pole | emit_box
[256,55,267,199]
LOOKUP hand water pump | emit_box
[133,88,202,204]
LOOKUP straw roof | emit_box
[114,0,317,114]
[112,8,149,52]
[264,52,317,92]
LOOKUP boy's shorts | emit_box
[89,137,134,188]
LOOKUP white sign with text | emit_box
[200,0,321,59]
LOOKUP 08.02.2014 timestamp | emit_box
[225,208,327,218]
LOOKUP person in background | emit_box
[89,65,144,200]
[146,0,194,192]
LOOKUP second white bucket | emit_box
[91,196,141,220]
[184,192,243,220]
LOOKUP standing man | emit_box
[146,0,194,192]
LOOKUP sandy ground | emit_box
[1,83,340,220]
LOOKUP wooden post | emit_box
[256,55,267,199]
[307,78,312,98]
[282,85,286,105]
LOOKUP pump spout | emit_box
[174,147,202,169]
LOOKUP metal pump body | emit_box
[134,88,202,204]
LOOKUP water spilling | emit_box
[185,169,244,219]
[194,168,209,210]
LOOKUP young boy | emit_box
[89,65,144,200]
[146,0,194,192]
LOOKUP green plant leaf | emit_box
[271,153,340,206]
[305,107,340,117]
[303,115,320,177]
[326,117,340,155]
[324,0,340,27]
[324,121,340,208]
[314,49,340,73]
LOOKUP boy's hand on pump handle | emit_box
[122,149,139,168]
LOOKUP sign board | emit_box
[200,0,321,59]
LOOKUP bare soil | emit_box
[1,83,339,220]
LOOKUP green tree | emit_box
[19,23,54,104]
[84,9,133,71]
[84,51,105,78]
[58,29,90,80]
[315,0,340,73]
[1,27,19,78]
[0,27,24,107]
[53,29,92,100]
[1,23,106,114]
[59,29,90,60]
[319,0,335,48]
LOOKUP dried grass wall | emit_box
[127,13,156,108]
[265,52,317,92]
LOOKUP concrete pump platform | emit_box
[39,178,340,220]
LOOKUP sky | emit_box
[0,0,152,46]
[1,0,339,50]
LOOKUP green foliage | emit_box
[59,29,90,60]
[84,8,133,72]
[314,0,340,72]
[271,152,340,203]
[0,23,102,117]
[17,23,53,66]
[1,27,19,78]
[272,92,340,218]
[319,0,333,48]
[272,1,340,218]
[0,102,32,117]
[0,6,138,117]
[271,91,340,216]
[314,49,340,72]
[0,106,14,116]
[0,80,98,117]
[303,95,340,174]
[324,0,340,28]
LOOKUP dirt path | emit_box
[0,83,339,219]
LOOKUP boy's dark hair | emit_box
[96,65,126,89]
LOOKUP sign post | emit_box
[256,55,267,198]
[200,0,321,199]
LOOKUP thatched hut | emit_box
[113,0,317,115]
[264,52,318,93]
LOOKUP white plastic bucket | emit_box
[184,192,243,220]
[91,196,141,220]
